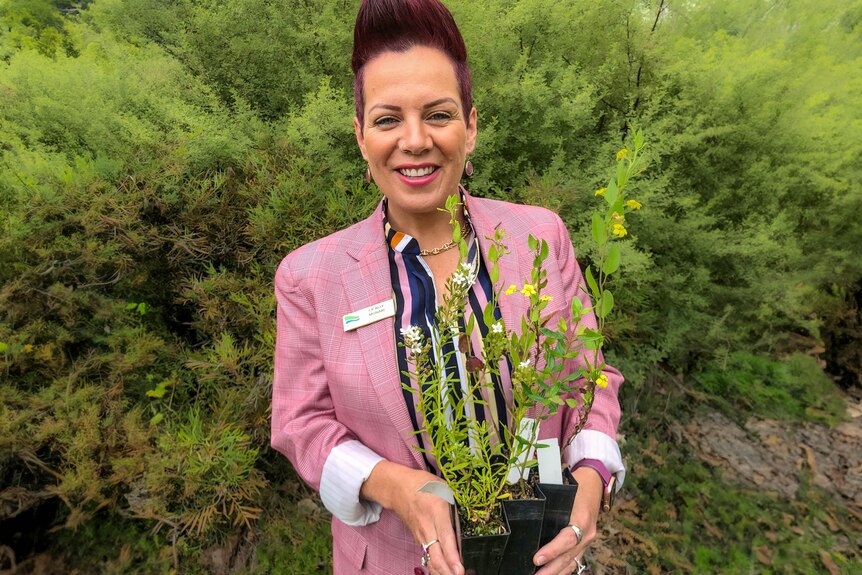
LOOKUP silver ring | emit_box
[567,523,583,545]
[420,539,438,567]
[575,556,587,574]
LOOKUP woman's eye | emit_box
[372,116,398,127]
[428,112,452,122]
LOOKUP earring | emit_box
[364,165,371,184]
[465,159,474,177]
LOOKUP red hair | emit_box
[352,0,472,130]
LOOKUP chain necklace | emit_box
[419,221,473,256]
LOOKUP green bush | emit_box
[1,0,860,572]
[695,353,847,425]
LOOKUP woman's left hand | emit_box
[532,467,604,575]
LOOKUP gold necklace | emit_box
[419,222,473,256]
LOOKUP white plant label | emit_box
[537,437,564,485]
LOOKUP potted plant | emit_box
[402,132,646,574]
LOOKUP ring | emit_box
[575,556,587,574]
[421,539,438,567]
[567,523,583,545]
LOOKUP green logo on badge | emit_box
[344,315,360,325]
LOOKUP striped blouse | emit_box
[384,198,513,475]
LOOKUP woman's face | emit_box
[354,45,477,227]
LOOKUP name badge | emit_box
[343,299,396,332]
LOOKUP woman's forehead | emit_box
[362,46,460,107]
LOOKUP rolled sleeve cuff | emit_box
[319,439,386,526]
[564,429,626,490]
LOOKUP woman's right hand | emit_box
[361,461,463,575]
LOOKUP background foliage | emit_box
[1,0,860,573]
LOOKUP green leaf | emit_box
[599,290,614,319]
[483,303,495,329]
[585,266,599,298]
[539,327,565,341]
[634,129,644,150]
[603,244,621,275]
[565,398,579,408]
[488,243,498,263]
[540,239,549,261]
[605,179,619,205]
[527,234,537,251]
[591,213,605,245]
[149,412,164,425]
[571,297,583,316]
[580,328,604,350]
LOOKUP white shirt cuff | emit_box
[319,439,386,526]
[564,429,626,489]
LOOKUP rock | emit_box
[679,409,862,514]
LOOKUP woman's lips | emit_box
[395,166,440,187]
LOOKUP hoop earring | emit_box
[465,159,474,177]
[364,165,371,184]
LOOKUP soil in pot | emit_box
[458,504,511,575]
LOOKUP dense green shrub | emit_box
[1,0,859,571]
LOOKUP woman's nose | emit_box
[399,118,431,155]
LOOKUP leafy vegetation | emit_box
[1,0,859,572]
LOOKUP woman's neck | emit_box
[386,204,467,253]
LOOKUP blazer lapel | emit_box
[342,211,426,469]
[467,195,529,330]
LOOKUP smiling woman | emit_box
[270,1,625,574]
[354,46,477,240]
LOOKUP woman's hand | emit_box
[533,467,604,575]
[361,461,463,575]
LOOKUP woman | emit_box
[271,1,624,573]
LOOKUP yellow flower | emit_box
[23,344,34,352]
[616,148,629,161]
[596,374,609,388]
[626,199,642,210]
[505,284,517,296]
[540,295,553,303]
[594,187,607,197]
[612,224,628,238]
[521,283,537,297]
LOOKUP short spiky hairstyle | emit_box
[352,0,472,130]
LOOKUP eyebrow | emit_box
[369,98,458,113]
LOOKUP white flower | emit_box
[491,322,503,334]
[451,263,476,289]
[400,325,423,347]
[519,360,531,369]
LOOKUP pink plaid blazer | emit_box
[272,194,622,574]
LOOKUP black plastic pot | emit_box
[536,479,578,549]
[459,506,511,575]
[499,492,545,575]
